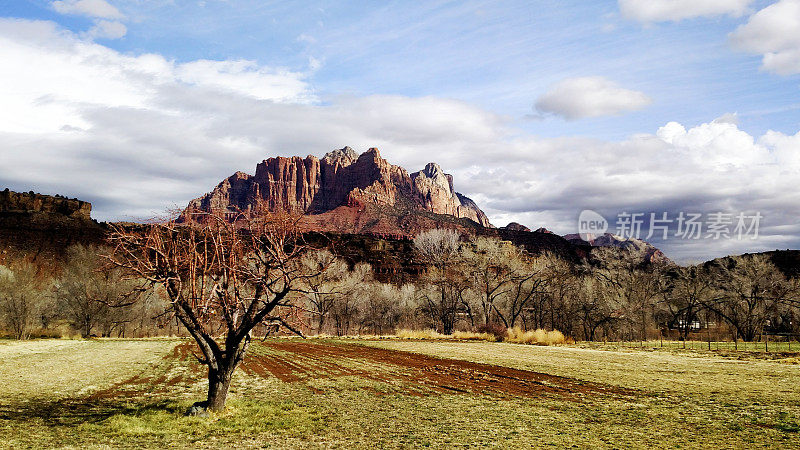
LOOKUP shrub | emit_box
[505,327,565,345]
[476,323,507,342]
[395,329,498,342]
[452,330,498,342]
[396,329,446,339]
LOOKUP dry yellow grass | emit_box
[505,327,565,345]
[396,329,446,339]
[395,329,497,341]
[0,338,178,399]
[451,330,498,341]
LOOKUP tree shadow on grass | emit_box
[0,396,185,427]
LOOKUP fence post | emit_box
[765,334,768,353]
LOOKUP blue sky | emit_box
[7,0,797,138]
[1,0,800,262]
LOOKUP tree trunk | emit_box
[206,367,233,411]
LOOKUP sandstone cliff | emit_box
[0,189,104,265]
[181,147,491,234]
[1,189,92,221]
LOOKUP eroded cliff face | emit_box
[181,147,492,233]
[0,189,103,265]
[1,189,92,221]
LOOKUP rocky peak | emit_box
[413,162,455,196]
[422,162,441,176]
[322,146,358,167]
[180,147,492,231]
[501,222,532,232]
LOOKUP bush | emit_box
[476,323,507,342]
[505,327,565,345]
[395,328,498,342]
[396,329,446,339]
[452,330,498,342]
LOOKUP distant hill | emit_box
[563,232,670,264]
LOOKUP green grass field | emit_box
[0,338,798,449]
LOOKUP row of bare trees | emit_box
[403,229,799,342]
[2,228,796,345]
[0,245,167,340]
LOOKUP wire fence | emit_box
[587,335,800,353]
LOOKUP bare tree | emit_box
[705,255,793,342]
[330,262,372,336]
[662,264,717,340]
[55,245,141,337]
[594,247,667,341]
[298,249,348,334]
[358,282,403,335]
[109,211,315,412]
[0,261,45,340]
[464,237,517,327]
[496,253,550,329]
[414,229,467,334]
[414,229,460,269]
[541,255,581,335]
[575,275,618,341]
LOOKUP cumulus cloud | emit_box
[1,19,799,262]
[51,0,123,19]
[51,0,126,40]
[534,76,652,120]
[730,0,800,75]
[619,0,753,23]
[175,60,316,103]
[84,19,126,39]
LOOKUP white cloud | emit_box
[534,76,652,120]
[1,19,799,262]
[51,0,123,19]
[175,60,315,103]
[730,0,800,75]
[0,18,313,135]
[84,19,126,39]
[655,118,769,168]
[619,0,753,23]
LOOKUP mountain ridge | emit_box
[179,147,492,236]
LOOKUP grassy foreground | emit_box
[0,338,798,448]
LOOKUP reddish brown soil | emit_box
[88,340,632,402]
[240,341,635,400]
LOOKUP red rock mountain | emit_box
[180,147,492,235]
